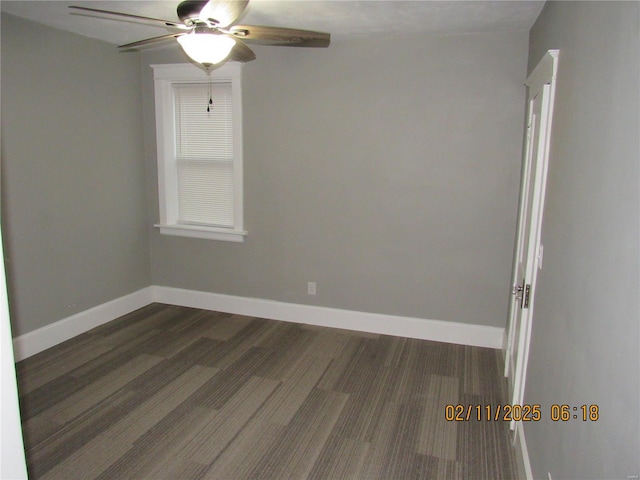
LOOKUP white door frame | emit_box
[504,50,559,423]
[1,220,28,479]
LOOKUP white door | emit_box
[504,50,558,429]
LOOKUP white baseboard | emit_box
[152,286,504,349]
[13,286,504,361]
[12,287,154,361]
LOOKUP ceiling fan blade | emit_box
[118,33,184,51]
[177,0,249,28]
[228,25,330,47]
[69,6,187,30]
[201,0,249,27]
[228,40,256,63]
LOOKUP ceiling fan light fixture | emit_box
[177,31,236,66]
[70,1,330,65]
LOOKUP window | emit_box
[152,63,245,242]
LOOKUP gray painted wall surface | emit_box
[1,14,150,336]
[524,2,639,478]
[145,30,529,328]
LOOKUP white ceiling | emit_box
[1,0,545,46]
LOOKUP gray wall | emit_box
[145,30,529,328]
[524,2,639,479]
[1,14,150,336]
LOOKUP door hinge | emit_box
[537,244,544,269]
[523,284,531,309]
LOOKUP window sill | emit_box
[155,224,247,242]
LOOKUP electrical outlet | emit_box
[307,282,317,295]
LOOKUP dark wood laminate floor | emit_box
[16,303,517,479]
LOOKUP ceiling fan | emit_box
[69,0,330,68]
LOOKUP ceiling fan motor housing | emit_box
[177,0,211,26]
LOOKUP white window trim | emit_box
[152,63,246,242]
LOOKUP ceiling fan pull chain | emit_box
[207,69,213,112]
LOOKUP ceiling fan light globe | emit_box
[177,32,236,66]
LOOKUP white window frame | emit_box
[152,63,246,242]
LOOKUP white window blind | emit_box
[174,83,235,228]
